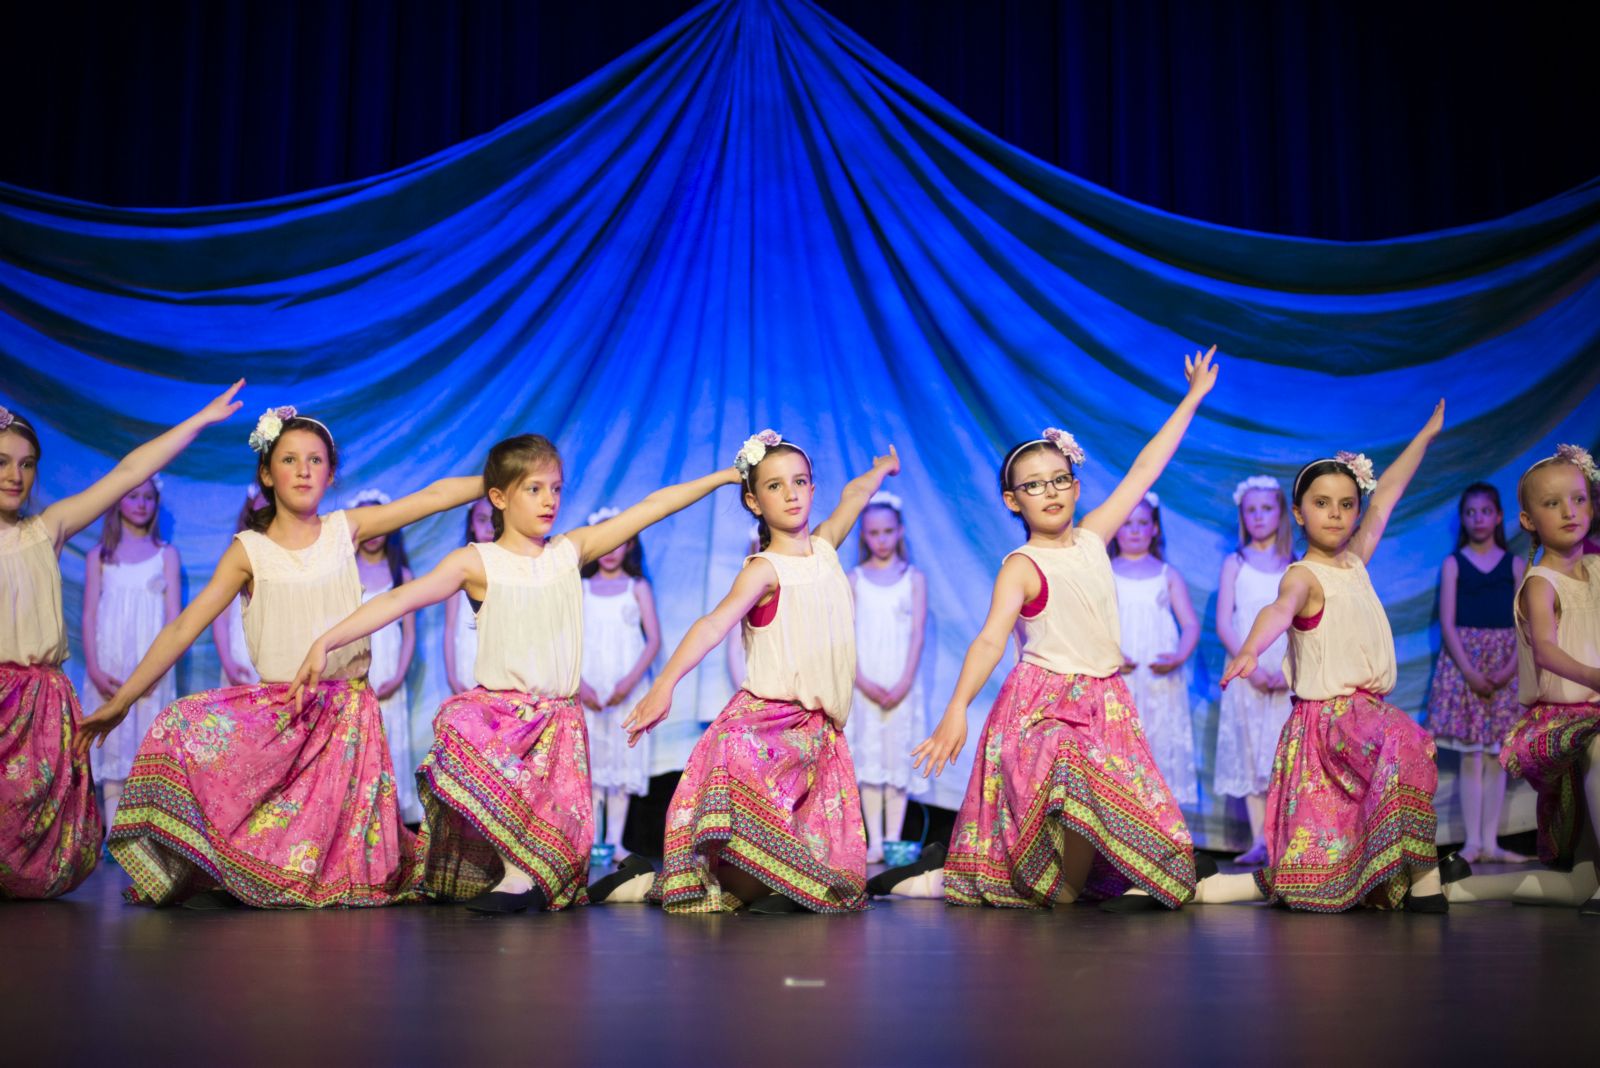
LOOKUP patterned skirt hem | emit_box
[1499,701,1600,868]
[652,768,867,915]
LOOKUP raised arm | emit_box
[1349,399,1445,563]
[1220,566,1316,688]
[1520,575,1600,693]
[912,554,1035,778]
[290,547,481,704]
[815,447,900,548]
[621,558,778,745]
[40,380,243,547]
[1080,347,1218,544]
[566,468,741,566]
[347,476,485,544]
[76,541,252,751]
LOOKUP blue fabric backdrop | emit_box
[2,0,1598,842]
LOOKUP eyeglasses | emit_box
[1012,474,1076,497]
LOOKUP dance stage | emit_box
[5,860,1596,1066]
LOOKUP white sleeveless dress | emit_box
[845,565,927,794]
[217,596,259,686]
[1214,558,1293,798]
[450,590,479,690]
[90,550,177,782]
[1112,564,1197,805]
[582,578,651,796]
[360,569,420,823]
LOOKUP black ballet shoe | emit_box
[181,889,243,911]
[1194,853,1219,881]
[1403,893,1448,914]
[464,885,548,915]
[1097,893,1167,914]
[747,894,806,915]
[587,853,655,904]
[1579,897,1600,917]
[865,841,946,897]
[1436,852,1473,885]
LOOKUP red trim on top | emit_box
[1020,557,1049,618]
[1292,606,1323,631]
[747,587,780,627]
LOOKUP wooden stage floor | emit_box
[4,863,1596,1066]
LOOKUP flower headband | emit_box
[345,488,391,509]
[1294,452,1378,500]
[867,490,904,512]
[1004,427,1086,486]
[734,429,810,479]
[248,405,335,455]
[1521,443,1599,487]
[0,406,19,433]
[1142,491,1160,509]
[587,506,621,526]
[1232,475,1281,505]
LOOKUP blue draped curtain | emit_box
[3,0,1597,842]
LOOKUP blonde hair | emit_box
[855,500,909,564]
[99,478,164,562]
[1235,482,1294,562]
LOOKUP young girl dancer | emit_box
[213,485,265,687]
[77,404,481,908]
[602,432,898,914]
[293,436,737,913]
[580,506,661,860]
[1,382,242,899]
[1214,476,1295,864]
[1425,483,1525,862]
[349,488,421,825]
[1110,491,1199,806]
[874,348,1218,912]
[443,497,494,695]
[848,492,929,863]
[1445,446,1600,914]
[1214,401,1449,912]
[82,476,181,828]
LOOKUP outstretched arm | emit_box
[815,447,900,548]
[566,468,741,566]
[621,558,778,746]
[1521,576,1600,693]
[912,554,1035,778]
[40,380,244,547]
[347,476,485,544]
[1080,347,1218,544]
[1220,567,1316,688]
[76,541,252,752]
[1349,399,1444,563]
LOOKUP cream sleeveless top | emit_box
[1283,557,1396,701]
[1515,563,1600,706]
[473,537,582,696]
[1008,528,1124,679]
[234,510,369,683]
[742,536,856,726]
[0,516,67,667]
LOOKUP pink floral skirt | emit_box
[1424,627,1520,749]
[418,689,592,909]
[1255,692,1439,912]
[1500,701,1600,867]
[944,664,1196,909]
[0,664,102,899]
[109,680,426,907]
[652,691,867,913]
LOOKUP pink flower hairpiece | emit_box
[1232,475,1280,506]
[1042,427,1087,467]
[1334,451,1378,494]
[0,406,14,433]
[1556,443,1598,483]
[734,429,784,477]
[248,405,298,454]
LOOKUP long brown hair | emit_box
[99,478,164,562]
[1455,482,1508,551]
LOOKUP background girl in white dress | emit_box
[1214,476,1295,864]
[349,488,421,825]
[580,507,661,859]
[847,492,927,863]
[212,484,265,687]
[444,497,494,694]
[1110,492,1199,806]
[81,475,180,828]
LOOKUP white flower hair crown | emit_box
[248,405,297,454]
[587,506,621,526]
[1333,451,1379,494]
[1233,475,1280,505]
[734,429,784,477]
[1555,443,1599,484]
[1143,491,1160,509]
[868,490,903,512]
[148,474,164,493]
[346,488,391,509]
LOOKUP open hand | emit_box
[1221,651,1258,689]
[623,683,672,747]
[911,709,969,778]
[200,379,247,426]
[1421,398,1446,440]
[74,700,130,756]
[1183,345,1219,400]
[286,641,328,718]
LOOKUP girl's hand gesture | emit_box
[200,379,248,426]
[1421,398,1446,441]
[623,682,671,747]
[1220,651,1258,689]
[1184,345,1219,401]
[580,681,603,712]
[286,641,329,717]
[873,446,901,478]
[911,708,969,778]
[606,676,640,708]
[74,699,131,755]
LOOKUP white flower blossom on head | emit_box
[868,490,903,512]
[587,506,622,526]
[1555,443,1598,484]
[735,429,784,477]
[248,405,297,454]
[345,488,391,509]
[1042,427,1086,467]
[1143,491,1160,509]
[1334,451,1378,495]
[148,474,164,493]
[1232,475,1281,506]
